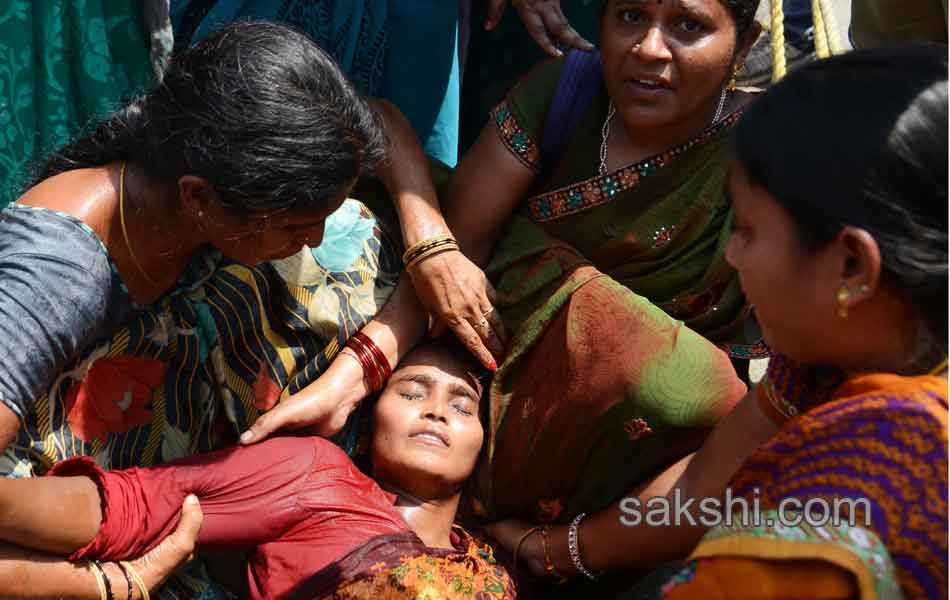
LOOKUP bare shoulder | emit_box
[14,166,116,235]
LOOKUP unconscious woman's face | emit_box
[725,162,844,364]
[600,0,739,131]
[370,346,485,499]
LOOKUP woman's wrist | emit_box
[329,350,370,403]
[548,525,577,578]
[397,199,451,248]
[91,561,139,600]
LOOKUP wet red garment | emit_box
[51,437,409,599]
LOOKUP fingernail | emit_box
[489,360,498,371]
[185,494,198,504]
[240,431,253,443]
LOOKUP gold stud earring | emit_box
[727,65,740,92]
[836,285,851,318]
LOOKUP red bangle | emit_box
[344,336,379,392]
[355,332,392,384]
[344,332,392,393]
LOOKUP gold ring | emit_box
[482,307,495,318]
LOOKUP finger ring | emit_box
[478,318,489,329]
[482,307,495,318]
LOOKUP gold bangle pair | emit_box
[402,234,459,270]
[88,560,149,600]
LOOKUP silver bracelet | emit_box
[568,512,597,580]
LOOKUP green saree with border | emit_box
[470,57,763,526]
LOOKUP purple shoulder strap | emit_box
[540,49,603,175]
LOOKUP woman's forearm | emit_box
[0,475,101,554]
[0,543,107,599]
[553,387,779,574]
[369,98,449,247]
[358,274,429,371]
[440,127,536,267]
[370,98,535,266]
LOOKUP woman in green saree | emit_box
[243,0,764,586]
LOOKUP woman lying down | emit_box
[0,339,514,599]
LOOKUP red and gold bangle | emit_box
[344,332,393,393]
[402,234,460,270]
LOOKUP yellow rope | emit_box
[772,0,846,82]
[812,0,831,58]
[770,0,787,82]
[817,0,844,55]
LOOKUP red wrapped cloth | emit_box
[51,437,409,599]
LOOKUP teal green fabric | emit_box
[170,0,464,166]
[0,1,153,207]
[383,1,461,165]
[170,0,389,97]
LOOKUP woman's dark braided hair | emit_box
[35,20,387,216]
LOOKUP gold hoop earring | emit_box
[836,285,851,318]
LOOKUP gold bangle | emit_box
[404,240,459,268]
[119,561,150,600]
[87,561,108,600]
[513,526,543,572]
[402,234,458,266]
[404,242,460,271]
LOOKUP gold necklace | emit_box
[118,161,161,288]
[599,89,728,176]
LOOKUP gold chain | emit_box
[119,161,161,288]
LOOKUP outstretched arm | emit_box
[0,496,202,599]
[0,437,323,560]
[487,386,780,576]
[369,98,510,367]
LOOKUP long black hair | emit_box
[36,20,387,215]
[734,45,948,360]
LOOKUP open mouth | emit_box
[409,429,450,447]
[628,77,672,91]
